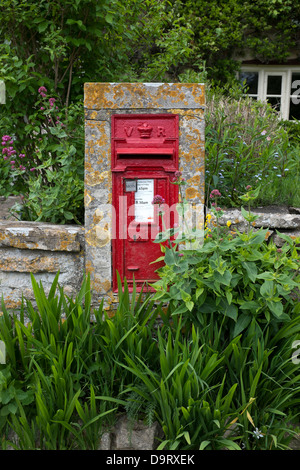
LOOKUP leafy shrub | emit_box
[152,184,300,340]
[0,177,299,450]
[0,88,84,224]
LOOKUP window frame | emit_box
[240,65,300,120]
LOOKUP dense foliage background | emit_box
[0,0,300,223]
[0,1,300,451]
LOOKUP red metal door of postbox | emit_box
[111,114,179,292]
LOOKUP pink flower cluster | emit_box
[171,171,185,183]
[38,87,63,127]
[38,86,47,98]
[1,135,30,171]
[210,189,222,198]
[152,195,165,205]
[210,189,222,213]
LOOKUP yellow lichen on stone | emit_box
[85,224,110,248]
[84,190,93,207]
[185,187,200,200]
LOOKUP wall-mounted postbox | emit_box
[111,114,179,291]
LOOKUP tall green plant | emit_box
[205,90,299,207]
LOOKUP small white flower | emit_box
[253,428,264,439]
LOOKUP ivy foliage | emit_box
[0,0,299,223]
[171,0,300,84]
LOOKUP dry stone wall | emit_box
[0,219,84,311]
[0,200,299,312]
[214,206,300,245]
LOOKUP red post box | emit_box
[111,114,179,291]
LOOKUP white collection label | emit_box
[135,179,154,222]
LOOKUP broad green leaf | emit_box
[233,313,251,337]
[240,300,260,312]
[260,280,274,298]
[199,440,211,450]
[267,300,283,318]
[257,272,275,280]
[224,303,238,321]
[164,248,176,266]
[186,300,194,311]
[226,290,232,305]
[242,261,257,282]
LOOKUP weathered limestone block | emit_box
[0,221,85,311]
[84,82,205,111]
[0,221,84,252]
[111,415,163,451]
[217,209,300,231]
[208,208,300,245]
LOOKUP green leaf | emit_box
[240,300,260,312]
[164,248,176,266]
[37,21,49,33]
[105,13,114,24]
[186,300,194,311]
[172,303,189,315]
[260,280,274,298]
[233,313,251,337]
[214,269,232,286]
[224,303,238,321]
[267,300,283,318]
[226,290,232,305]
[242,261,257,282]
[196,287,204,300]
[0,402,18,416]
[199,440,211,450]
[63,211,74,220]
[257,272,275,280]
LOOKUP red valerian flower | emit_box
[38,86,47,97]
[210,189,221,198]
[152,195,165,205]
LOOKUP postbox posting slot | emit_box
[117,148,174,158]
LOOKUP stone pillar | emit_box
[84,83,205,310]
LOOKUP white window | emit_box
[239,66,300,120]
